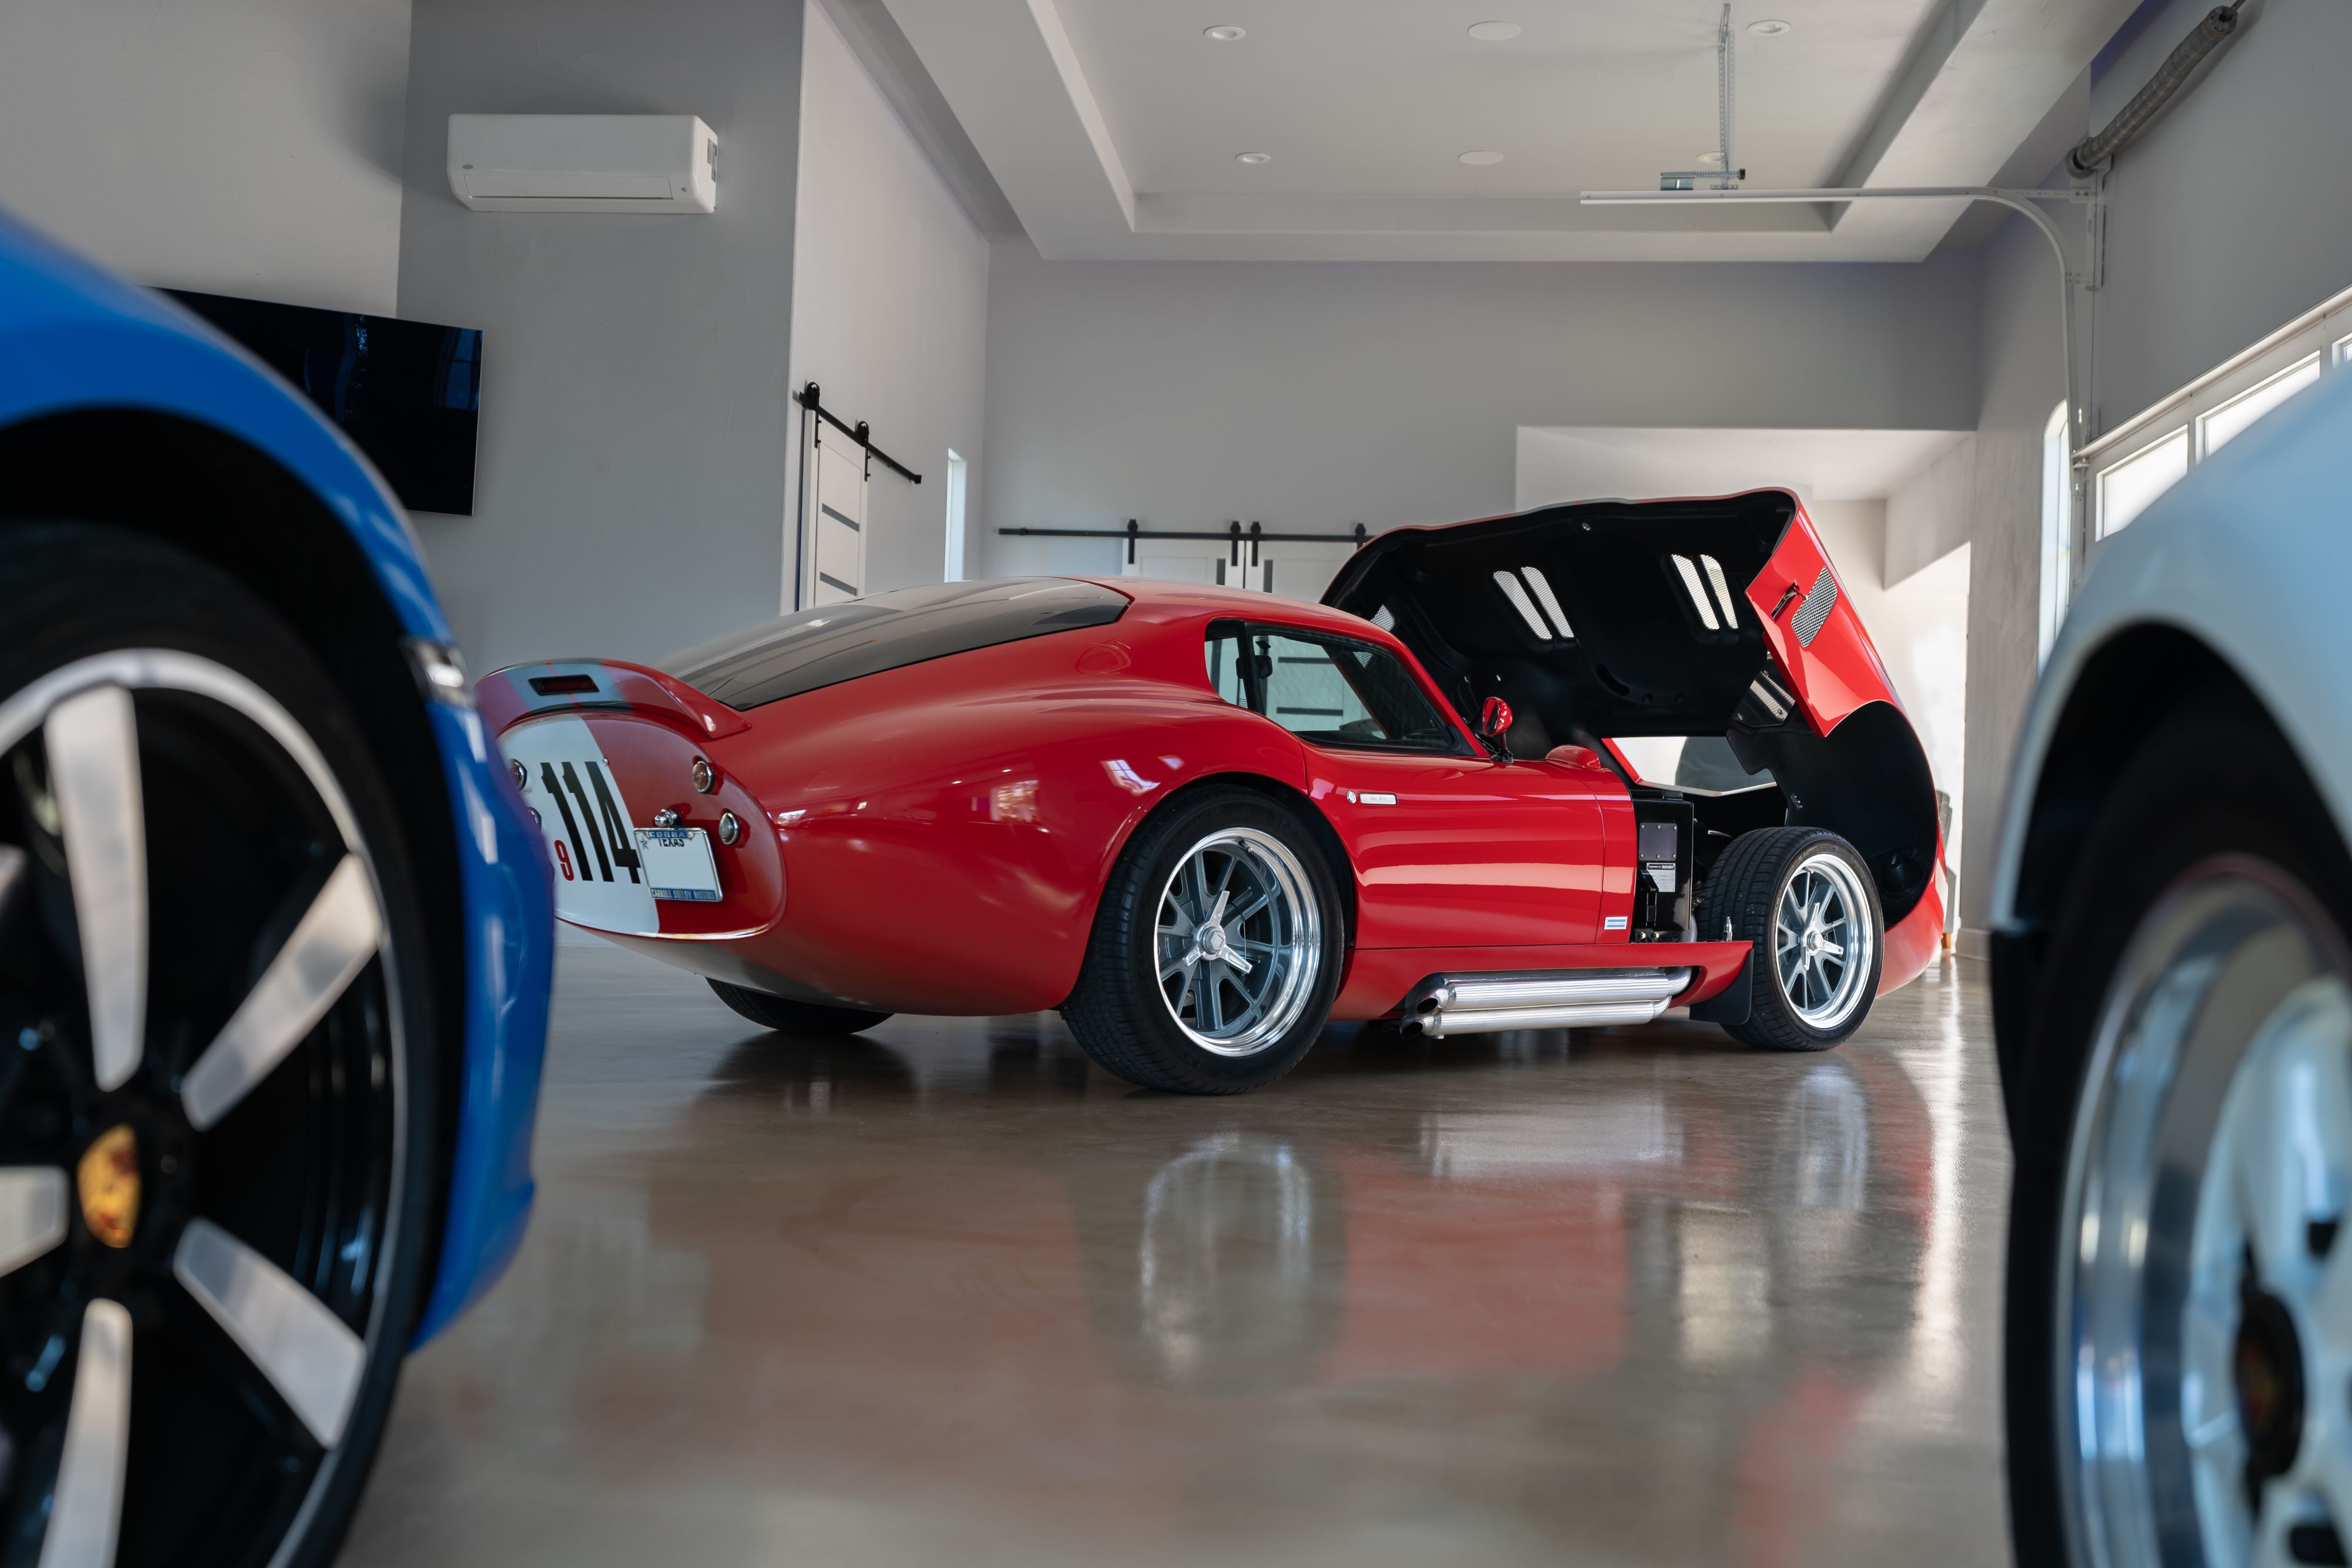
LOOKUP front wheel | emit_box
[2004,704,2352,1568]
[1,522,438,1568]
[1064,788,1344,1094]
[1698,825,1884,1051]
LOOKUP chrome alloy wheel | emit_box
[1153,828,1322,1058]
[2060,861,2352,1568]
[1776,852,1874,1032]
[0,650,404,1568]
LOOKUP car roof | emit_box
[1073,576,1388,640]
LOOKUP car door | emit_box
[1207,620,1613,948]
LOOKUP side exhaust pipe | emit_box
[1398,969,1692,1039]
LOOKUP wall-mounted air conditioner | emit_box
[447,115,717,214]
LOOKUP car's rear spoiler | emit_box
[476,658,749,740]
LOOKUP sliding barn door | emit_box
[806,425,867,605]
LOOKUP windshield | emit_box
[1607,735,1775,794]
[665,579,1128,710]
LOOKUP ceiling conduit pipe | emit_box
[2068,4,2244,175]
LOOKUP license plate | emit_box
[633,827,720,902]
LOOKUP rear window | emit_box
[666,579,1128,710]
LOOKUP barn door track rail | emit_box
[797,382,921,484]
[997,519,1371,566]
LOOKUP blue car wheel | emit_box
[0,522,439,1568]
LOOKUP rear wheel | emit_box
[0,522,436,1568]
[1698,825,1883,1051]
[1064,788,1343,1095]
[707,979,890,1037]
[2005,703,2352,1568]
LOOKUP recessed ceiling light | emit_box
[1466,20,1521,41]
[1459,149,1505,166]
[1748,18,1790,35]
[1695,151,1725,166]
[1235,151,1273,165]
[1204,25,1245,41]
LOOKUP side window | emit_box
[1203,621,1462,753]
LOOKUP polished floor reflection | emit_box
[340,946,2010,1567]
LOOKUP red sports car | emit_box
[482,489,1946,1093]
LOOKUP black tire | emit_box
[1696,825,1884,1051]
[0,521,439,1568]
[2002,700,2352,1568]
[1064,786,1344,1094]
[707,979,890,1035]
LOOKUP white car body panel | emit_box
[1992,367,2352,931]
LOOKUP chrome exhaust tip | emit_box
[1397,968,1692,1039]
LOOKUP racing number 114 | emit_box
[540,758,642,885]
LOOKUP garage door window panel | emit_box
[2096,429,2189,540]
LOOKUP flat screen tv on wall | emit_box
[167,290,483,516]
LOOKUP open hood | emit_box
[1323,490,1800,746]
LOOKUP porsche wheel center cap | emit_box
[77,1124,140,1249]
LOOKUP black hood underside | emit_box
[1323,491,1798,743]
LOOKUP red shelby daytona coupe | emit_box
[483,489,1947,1092]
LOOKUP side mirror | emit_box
[1477,696,1513,740]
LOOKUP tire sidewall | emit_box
[1108,790,1344,1092]
[2,521,438,1568]
[1740,829,1884,1049]
[2003,704,2352,1567]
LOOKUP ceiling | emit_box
[871,0,2140,263]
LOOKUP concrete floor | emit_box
[340,946,2013,1568]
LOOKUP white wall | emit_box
[1887,0,2352,937]
[394,0,805,674]
[1884,209,2057,936]
[787,1,991,601]
[1516,428,1967,514]
[0,0,410,313]
[1810,503,1972,897]
[2089,0,2352,428]
[980,245,1983,579]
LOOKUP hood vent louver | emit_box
[1791,567,1838,648]
[1492,568,1575,642]
[1670,555,1720,631]
[1521,566,1575,638]
[1699,555,1742,627]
